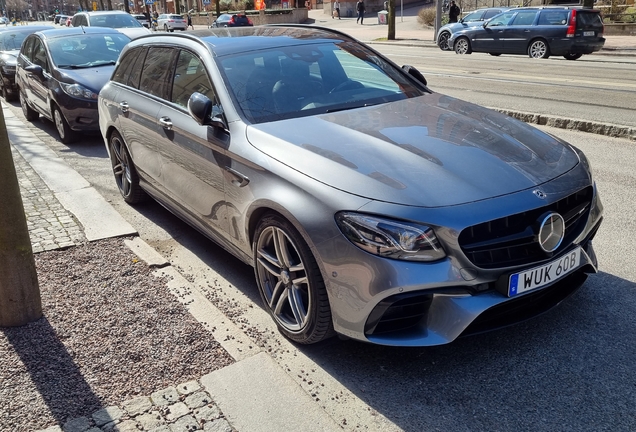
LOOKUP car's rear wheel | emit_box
[254,213,334,344]
[53,104,76,144]
[454,37,472,55]
[489,53,501,56]
[563,53,582,60]
[164,24,168,32]
[1,75,14,101]
[108,130,146,204]
[528,39,550,59]
[20,90,38,121]
[437,31,451,51]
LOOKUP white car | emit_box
[71,11,151,39]
[1,16,11,25]
[157,14,187,32]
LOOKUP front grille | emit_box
[459,187,593,269]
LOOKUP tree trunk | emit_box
[0,108,42,327]
[582,0,594,8]
[107,0,113,10]
[388,0,395,40]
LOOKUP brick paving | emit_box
[35,380,234,432]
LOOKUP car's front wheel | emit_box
[109,130,146,204]
[53,104,76,144]
[489,53,501,56]
[437,31,451,51]
[563,53,582,60]
[20,90,38,121]
[528,39,550,59]
[164,24,168,32]
[454,37,472,55]
[254,213,334,344]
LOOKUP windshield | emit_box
[48,33,130,67]
[218,42,424,124]
[0,31,29,51]
[89,14,143,28]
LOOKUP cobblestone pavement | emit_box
[36,380,235,432]
[10,144,86,253]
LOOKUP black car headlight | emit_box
[336,212,446,262]
[60,82,98,100]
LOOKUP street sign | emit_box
[145,0,155,4]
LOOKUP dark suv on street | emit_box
[448,6,605,60]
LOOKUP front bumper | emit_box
[57,93,100,132]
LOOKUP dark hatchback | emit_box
[448,6,605,60]
[0,25,54,101]
[16,27,130,143]
[212,13,254,28]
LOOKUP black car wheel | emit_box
[0,75,14,101]
[489,53,501,56]
[53,104,76,144]
[20,90,39,121]
[438,31,451,51]
[528,39,550,59]
[254,213,334,344]
[563,53,582,61]
[109,130,146,204]
[454,37,472,55]
[164,24,169,32]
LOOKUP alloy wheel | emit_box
[111,134,133,198]
[529,40,549,59]
[438,32,451,51]
[454,38,470,55]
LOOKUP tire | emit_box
[0,75,13,101]
[528,39,550,59]
[253,213,334,344]
[53,104,76,144]
[454,37,471,55]
[20,90,38,121]
[489,53,501,56]
[437,31,451,51]
[108,130,146,204]
[563,53,582,61]
[164,24,168,32]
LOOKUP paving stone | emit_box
[176,380,201,396]
[148,426,172,432]
[86,428,102,432]
[165,402,190,421]
[169,415,199,432]
[151,386,180,406]
[93,406,124,427]
[110,420,139,432]
[123,396,153,416]
[62,416,92,432]
[37,427,63,432]
[193,405,221,422]
[184,391,211,409]
[136,411,165,429]
[202,419,232,432]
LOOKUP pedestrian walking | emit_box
[333,0,341,19]
[356,0,365,24]
[187,12,194,30]
[448,0,460,23]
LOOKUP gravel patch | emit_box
[0,238,234,431]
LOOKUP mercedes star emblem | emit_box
[538,212,565,253]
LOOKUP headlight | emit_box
[59,82,98,100]
[335,212,446,262]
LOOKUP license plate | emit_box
[583,31,595,36]
[508,248,581,297]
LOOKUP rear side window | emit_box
[483,9,502,20]
[139,47,176,98]
[112,47,148,88]
[511,11,538,26]
[538,11,569,26]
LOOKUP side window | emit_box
[538,11,569,26]
[487,12,515,27]
[483,9,501,20]
[139,47,175,99]
[32,39,49,73]
[171,50,215,108]
[21,37,35,61]
[511,11,538,26]
[112,47,147,89]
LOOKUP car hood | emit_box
[57,65,116,93]
[439,21,484,33]
[0,50,18,65]
[246,94,579,207]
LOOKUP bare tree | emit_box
[0,110,42,327]
[5,0,28,17]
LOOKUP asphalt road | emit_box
[372,44,636,130]
[5,62,636,430]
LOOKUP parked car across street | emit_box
[437,7,511,51]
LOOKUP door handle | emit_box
[224,166,250,187]
[159,116,172,130]
[119,101,129,113]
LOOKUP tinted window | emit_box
[0,31,30,51]
[112,46,147,88]
[483,9,503,20]
[538,10,569,25]
[89,13,142,28]
[487,11,515,27]
[32,39,49,72]
[461,11,485,22]
[21,37,36,61]
[139,47,175,98]
[511,11,538,26]
[47,33,130,67]
[171,50,215,108]
[577,11,602,27]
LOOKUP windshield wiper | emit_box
[326,102,378,113]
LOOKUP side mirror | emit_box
[25,64,44,77]
[188,92,227,130]
[401,64,427,87]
